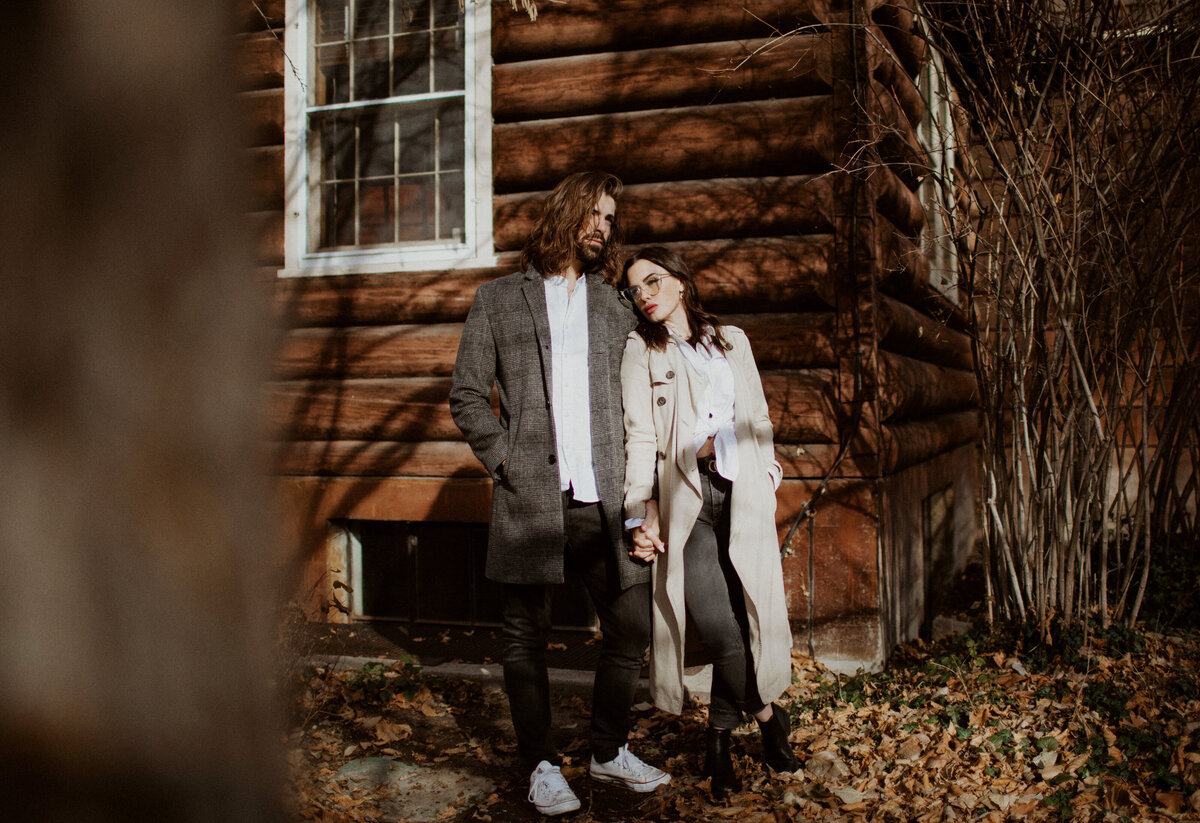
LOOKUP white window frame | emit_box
[916,48,959,302]
[281,0,495,277]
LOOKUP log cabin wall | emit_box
[240,0,981,671]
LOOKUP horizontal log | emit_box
[238,88,283,148]
[268,377,463,441]
[496,177,837,251]
[246,209,283,266]
[494,98,835,193]
[235,30,285,91]
[877,351,977,421]
[763,370,839,443]
[493,0,831,63]
[734,313,838,370]
[677,236,836,312]
[273,236,834,328]
[272,237,836,327]
[494,35,831,122]
[273,440,488,478]
[877,294,974,371]
[868,0,927,78]
[246,144,283,211]
[269,371,838,443]
[273,323,464,380]
[273,439,873,479]
[879,409,980,473]
[871,31,925,127]
[273,310,837,381]
[874,166,925,238]
[876,220,969,330]
[273,259,521,327]
[868,81,926,191]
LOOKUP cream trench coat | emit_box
[621,326,793,715]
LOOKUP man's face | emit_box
[576,193,617,266]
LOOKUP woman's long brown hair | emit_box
[520,171,624,285]
[619,246,729,352]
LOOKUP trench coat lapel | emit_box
[521,271,554,403]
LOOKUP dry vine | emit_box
[919,0,1200,630]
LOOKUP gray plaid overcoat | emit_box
[449,267,648,589]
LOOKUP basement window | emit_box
[334,520,596,629]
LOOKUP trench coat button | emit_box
[548,454,557,464]
[665,370,674,379]
[656,396,666,406]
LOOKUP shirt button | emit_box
[666,370,674,379]
[548,455,557,464]
[656,397,666,406]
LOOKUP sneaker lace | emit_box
[530,765,565,802]
[614,745,653,777]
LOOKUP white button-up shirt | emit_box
[544,273,599,502]
[671,327,740,483]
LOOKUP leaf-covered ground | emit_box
[284,618,1199,822]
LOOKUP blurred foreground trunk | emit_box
[0,2,282,820]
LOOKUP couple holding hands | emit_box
[450,171,798,816]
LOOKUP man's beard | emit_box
[577,234,605,266]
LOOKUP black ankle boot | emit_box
[703,727,741,799]
[756,703,799,773]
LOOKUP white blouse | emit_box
[669,326,739,483]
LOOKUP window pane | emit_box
[358,113,394,178]
[432,27,464,92]
[354,0,390,38]
[396,180,435,241]
[397,106,436,175]
[315,44,349,105]
[432,0,460,28]
[323,181,357,247]
[314,0,347,44]
[359,181,395,245]
[440,170,465,241]
[393,31,432,96]
[319,113,355,182]
[438,101,464,170]
[396,0,431,32]
[353,37,390,102]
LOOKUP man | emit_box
[450,171,670,815]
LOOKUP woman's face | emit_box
[626,258,689,332]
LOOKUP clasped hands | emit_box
[628,499,666,562]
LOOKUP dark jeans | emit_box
[684,472,766,730]
[501,494,651,772]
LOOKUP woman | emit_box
[618,246,799,798]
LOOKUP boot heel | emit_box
[703,727,741,799]
[757,703,799,773]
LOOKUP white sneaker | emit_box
[588,744,671,792]
[528,761,581,816]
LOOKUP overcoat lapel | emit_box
[521,271,554,404]
[668,340,708,495]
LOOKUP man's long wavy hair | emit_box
[619,246,729,353]
[520,171,624,285]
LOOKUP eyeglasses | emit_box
[621,274,674,303]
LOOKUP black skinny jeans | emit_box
[500,494,652,772]
[683,472,766,729]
